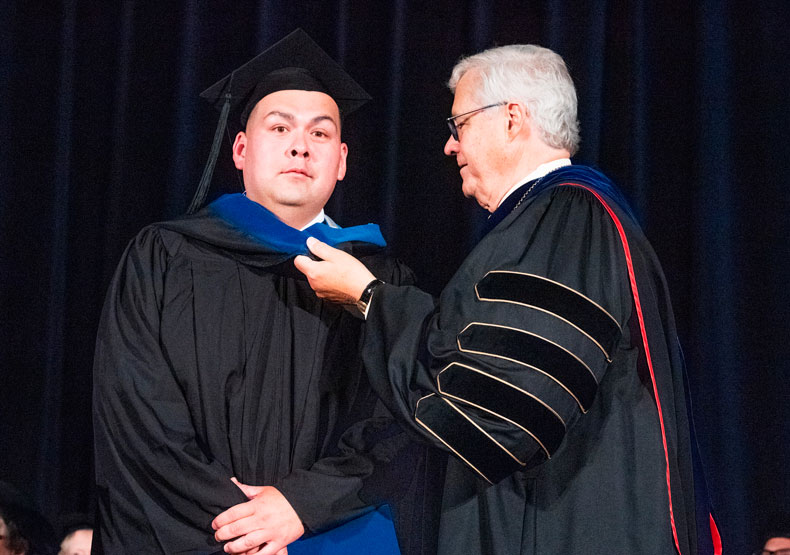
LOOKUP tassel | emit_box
[187,92,232,214]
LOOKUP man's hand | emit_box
[212,479,303,554]
[294,237,376,304]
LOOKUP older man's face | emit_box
[444,71,508,211]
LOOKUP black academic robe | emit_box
[362,166,700,554]
[92,197,423,554]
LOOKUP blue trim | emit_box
[208,194,386,255]
[533,165,638,221]
[289,505,401,555]
[482,165,637,237]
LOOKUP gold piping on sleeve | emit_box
[437,361,566,425]
[457,321,596,413]
[441,396,527,466]
[475,269,622,362]
[414,393,494,484]
[442,392,552,459]
[436,362,566,458]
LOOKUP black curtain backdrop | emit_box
[1,1,788,553]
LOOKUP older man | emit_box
[296,44,716,554]
[93,30,418,554]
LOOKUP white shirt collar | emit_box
[242,192,328,230]
[299,209,326,230]
[497,158,572,208]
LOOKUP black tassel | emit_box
[187,92,232,214]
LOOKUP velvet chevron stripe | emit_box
[457,322,598,412]
[475,270,622,361]
[437,362,566,458]
[414,394,524,484]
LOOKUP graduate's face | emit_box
[233,90,348,228]
[444,71,509,211]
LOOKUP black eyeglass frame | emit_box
[446,102,507,141]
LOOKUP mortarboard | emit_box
[187,29,371,214]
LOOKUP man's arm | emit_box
[93,228,248,553]
[215,255,429,554]
[296,187,633,484]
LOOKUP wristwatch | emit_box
[356,279,385,319]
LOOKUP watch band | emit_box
[356,279,385,319]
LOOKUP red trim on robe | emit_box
[710,513,723,554]
[561,183,682,555]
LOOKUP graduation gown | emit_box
[361,166,700,554]
[92,194,420,554]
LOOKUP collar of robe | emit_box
[208,193,386,254]
[481,165,637,237]
[161,193,386,270]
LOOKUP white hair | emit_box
[448,44,580,155]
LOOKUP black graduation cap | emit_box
[187,29,371,214]
[201,28,371,125]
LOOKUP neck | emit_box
[245,195,321,230]
[274,207,323,230]
[492,145,571,207]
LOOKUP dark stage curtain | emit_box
[1,1,787,553]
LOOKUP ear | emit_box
[336,142,349,181]
[232,131,247,170]
[505,101,529,141]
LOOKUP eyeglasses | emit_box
[446,102,506,141]
[753,549,790,555]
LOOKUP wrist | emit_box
[355,279,385,319]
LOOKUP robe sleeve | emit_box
[274,256,425,535]
[93,227,247,554]
[362,186,633,484]
[273,413,415,534]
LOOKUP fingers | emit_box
[221,532,289,555]
[212,501,255,531]
[304,237,358,263]
[293,254,314,275]
[259,541,288,555]
[222,529,272,554]
[230,477,264,499]
[305,236,330,257]
[215,514,261,541]
[293,237,376,303]
[294,238,336,274]
[214,488,301,555]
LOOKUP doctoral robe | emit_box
[92,194,426,554]
[362,166,703,554]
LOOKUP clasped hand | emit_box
[212,478,304,555]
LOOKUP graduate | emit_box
[92,30,419,554]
